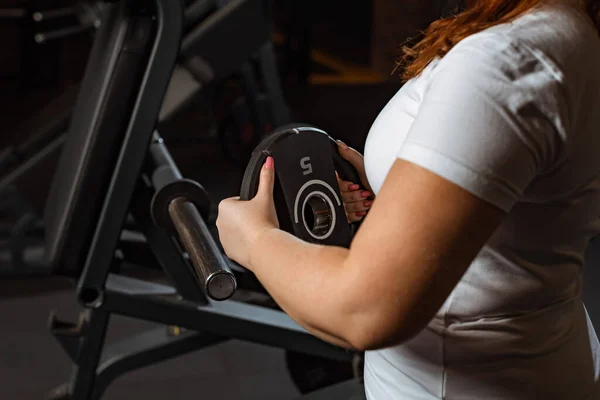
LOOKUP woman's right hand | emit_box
[336,141,374,223]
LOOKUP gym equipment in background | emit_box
[0,1,104,88]
[32,1,105,44]
[0,1,105,42]
[40,1,361,399]
[0,2,108,276]
[0,0,291,276]
[240,125,362,248]
[169,0,291,166]
[216,72,278,167]
[0,85,77,276]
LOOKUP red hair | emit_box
[398,0,600,82]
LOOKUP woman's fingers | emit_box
[338,176,370,202]
[336,142,373,193]
[344,199,373,213]
[344,197,372,224]
[341,189,372,204]
[337,142,365,173]
[346,210,368,223]
[337,174,373,223]
[338,180,361,193]
[337,174,372,199]
[336,174,359,192]
[347,214,361,223]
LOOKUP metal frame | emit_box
[73,0,183,297]
[51,274,354,400]
[102,284,353,362]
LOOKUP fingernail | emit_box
[356,211,367,217]
[337,140,348,149]
[364,200,373,207]
[349,184,360,191]
[265,156,274,169]
[361,191,371,198]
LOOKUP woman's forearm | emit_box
[249,228,359,349]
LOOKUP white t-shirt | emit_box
[363,4,600,399]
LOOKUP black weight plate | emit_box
[241,123,361,200]
[240,125,361,248]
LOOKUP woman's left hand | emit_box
[216,156,279,268]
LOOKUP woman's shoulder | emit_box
[443,4,599,81]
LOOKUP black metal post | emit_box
[68,309,111,400]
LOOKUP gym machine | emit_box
[41,0,362,399]
[0,2,56,88]
[0,1,106,90]
[0,1,105,43]
[0,85,78,276]
[0,0,291,277]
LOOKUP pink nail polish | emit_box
[349,184,360,191]
[361,191,371,198]
[364,200,373,207]
[265,157,274,169]
[356,211,367,217]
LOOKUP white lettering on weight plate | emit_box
[300,157,313,176]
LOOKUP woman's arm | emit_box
[220,34,564,351]
[248,159,505,351]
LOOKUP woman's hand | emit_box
[216,157,279,268]
[336,141,374,223]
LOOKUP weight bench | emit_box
[43,1,357,399]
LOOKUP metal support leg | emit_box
[49,313,227,400]
[68,309,110,400]
[91,328,226,400]
[102,287,354,363]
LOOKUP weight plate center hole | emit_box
[303,194,333,237]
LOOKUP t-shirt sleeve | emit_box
[397,34,568,212]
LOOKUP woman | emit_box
[217,0,600,398]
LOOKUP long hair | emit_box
[398,0,600,82]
